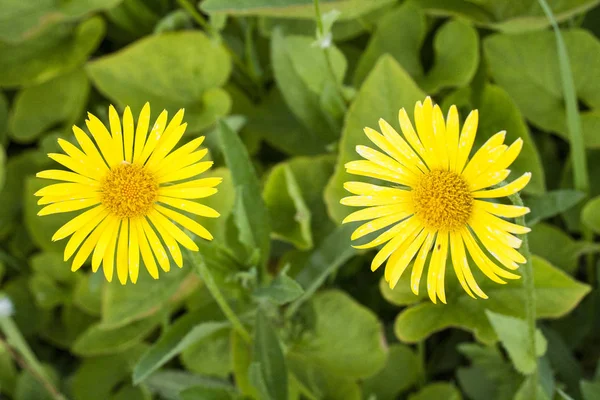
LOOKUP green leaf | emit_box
[133,313,230,384]
[514,375,550,400]
[325,55,426,223]
[251,309,288,400]
[581,380,600,400]
[408,382,462,400]
[414,0,598,33]
[254,269,304,305]
[28,274,67,310]
[196,167,236,244]
[0,340,17,396]
[485,311,547,375]
[144,370,234,400]
[362,344,420,400]
[0,17,105,88]
[201,0,395,19]
[73,273,103,316]
[218,119,270,268]
[106,0,165,43]
[484,29,600,148]
[72,315,160,356]
[180,386,238,400]
[271,31,343,144]
[87,31,231,132]
[101,259,195,328]
[9,69,89,143]
[419,19,479,93]
[13,366,58,400]
[30,252,77,285]
[392,256,590,343]
[526,190,585,226]
[581,195,600,233]
[0,0,122,43]
[181,328,232,378]
[231,331,256,398]
[293,290,386,378]
[529,223,600,274]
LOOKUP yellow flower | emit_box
[341,97,531,303]
[35,104,220,284]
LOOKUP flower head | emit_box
[341,97,531,303]
[35,104,220,284]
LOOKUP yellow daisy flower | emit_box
[35,103,220,284]
[341,97,531,304]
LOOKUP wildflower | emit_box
[341,97,530,303]
[35,104,220,284]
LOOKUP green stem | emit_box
[197,260,252,343]
[176,0,214,36]
[417,341,427,388]
[508,192,538,400]
[0,318,67,400]
[313,0,325,36]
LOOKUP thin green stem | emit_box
[313,0,324,36]
[176,0,214,35]
[197,260,252,344]
[417,341,427,388]
[509,191,538,400]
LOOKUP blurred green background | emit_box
[1,0,600,399]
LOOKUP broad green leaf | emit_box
[413,0,599,33]
[201,0,395,19]
[287,352,361,400]
[181,329,232,378]
[543,327,583,398]
[582,196,600,233]
[0,0,121,42]
[526,190,585,226]
[40,303,96,349]
[180,386,238,400]
[28,274,67,310]
[110,385,151,400]
[353,3,425,87]
[218,120,270,268]
[0,17,105,88]
[363,344,420,400]
[133,313,230,383]
[456,343,523,400]
[251,309,288,400]
[144,370,235,400]
[87,31,231,132]
[484,29,600,148]
[72,314,161,356]
[392,256,590,343]
[418,19,479,94]
[24,177,71,254]
[2,278,44,337]
[0,341,17,396]
[73,273,103,316]
[9,69,89,143]
[485,311,547,375]
[582,380,600,400]
[101,259,197,328]
[271,31,343,145]
[30,252,78,285]
[71,346,147,400]
[514,376,549,400]
[197,168,236,244]
[13,366,58,400]
[442,84,545,194]
[529,223,600,274]
[408,382,462,400]
[254,269,304,305]
[325,55,426,223]
[105,0,165,43]
[293,290,386,378]
[231,330,256,398]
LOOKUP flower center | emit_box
[101,163,158,219]
[412,170,473,231]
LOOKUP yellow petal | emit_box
[158,161,213,184]
[398,108,426,159]
[148,209,199,251]
[117,219,129,285]
[343,181,410,197]
[157,196,220,218]
[48,153,102,181]
[460,228,520,281]
[368,123,427,176]
[128,220,140,284]
[158,186,217,200]
[139,109,169,165]
[369,221,421,271]
[91,216,119,273]
[155,204,213,241]
[469,169,511,192]
[154,137,206,173]
[455,109,478,173]
[433,231,449,304]
[102,219,120,282]
[410,230,435,296]
[141,218,170,272]
[474,200,530,218]
[36,170,99,186]
[148,214,184,267]
[72,125,109,170]
[345,160,415,187]
[71,215,111,272]
[352,216,418,250]
[35,182,97,197]
[57,138,107,177]
[109,105,124,163]
[387,228,428,289]
[446,105,460,173]
[52,206,105,241]
[123,106,134,163]
[340,194,412,207]
[64,209,109,261]
[472,173,531,199]
[343,204,412,223]
[86,112,120,167]
[414,98,439,170]
[133,103,151,164]
[492,138,523,172]
[146,116,187,168]
[38,197,100,216]
[431,104,449,171]
[355,145,419,183]
[162,176,221,190]
[449,231,487,299]
[154,148,209,178]
[38,192,98,205]
[132,218,159,279]
[351,211,412,241]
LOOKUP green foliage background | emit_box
[0,0,599,399]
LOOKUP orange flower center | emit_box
[412,169,473,231]
[101,163,158,219]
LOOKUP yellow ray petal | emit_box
[57,138,108,177]
[71,215,112,272]
[132,218,159,279]
[122,106,134,162]
[86,112,120,167]
[472,173,531,199]
[139,110,168,165]
[355,145,419,183]
[38,192,98,205]
[146,119,188,168]
[470,215,522,249]
[367,123,427,175]
[477,210,530,234]
[343,181,411,197]
[340,194,412,207]
[351,211,412,241]
[158,196,219,218]
[64,210,110,261]
[48,153,102,181]
[102,220,120,282]
[460,228,520,281]
[141,218,170,272]
[34,182,97,197]
[158,186,217,200]
[154,136,206,172]
[154,149,209,178]
[117,219,129,284]
[398,108,427,161]
[431,104,449,171]
[155,205,213,241]
[491,138,523,172]
[129,220,140,284]
[446,105,460,172]
[148,209,199,251]
[469,169,511,192]
[387,228,428,289]
[410,230,435,295]
[433,231,449,304]
[449,231,487,299]
[353,216,419,250]
[158,161,213,184]
[425,232,442,304]
[455,109,479,173]
[91,216,119,273]
[161,176,222,191]
[52,206,106,241]
[345,160,415,187]
[369,220,422,271]
[36,170,99,186]
[133,103,151,164]
[414,98,439,170]
[343,204,413,223]
[38,197,100,216]
[73,126,109,170]
[109,105,124,162]
[474,200,530,218]
[462,130,507,179]
[148,213,184,267]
